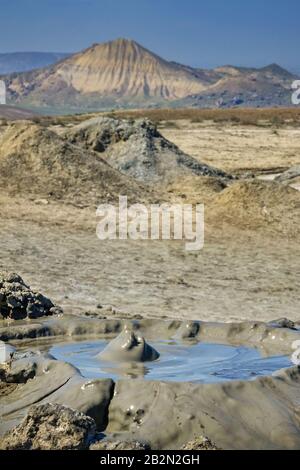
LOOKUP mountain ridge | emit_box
[1,38,298,111]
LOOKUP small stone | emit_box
[181,436,220,450]
[34,199,49,205]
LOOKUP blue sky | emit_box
[0,0,299,71]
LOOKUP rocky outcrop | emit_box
[0,350,37,382]
[0,403,97,450]
[0,272,62,320]
[65,117,229,183]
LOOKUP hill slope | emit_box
[0,104,38,120]
[176,64,296,108]
[4,39,207,109]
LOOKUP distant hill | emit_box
[176,63,297,108]
[1,39,298,112]
[0,52,70,74]
[0,104,38,120]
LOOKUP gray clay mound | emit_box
[98,327,160,362]
[0,121,151,204]
[0,271,62,320]
[65,117,230,183]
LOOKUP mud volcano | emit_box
[1,311,300,450]
[97,327,160,363]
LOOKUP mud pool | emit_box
[49,338,292,383]
[1,317,300,449]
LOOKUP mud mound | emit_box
[65,117,229,184]
[98,327,160,362]
[0,121,151,204]
[0,271,61,320]
[166,175,228,204]
[0,403,96,450]
[209,180,300,236]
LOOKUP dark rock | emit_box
[0,356,37,383]
[0,271,62,320]
[269,318,296,330]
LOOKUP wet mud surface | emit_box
[1,316,300,449]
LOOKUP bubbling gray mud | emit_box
[50,338,291,383]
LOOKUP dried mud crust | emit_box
[0,382,18,397]
[0,403,97,450]
[207,180,300,236]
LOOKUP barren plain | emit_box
[0,111,299,323]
